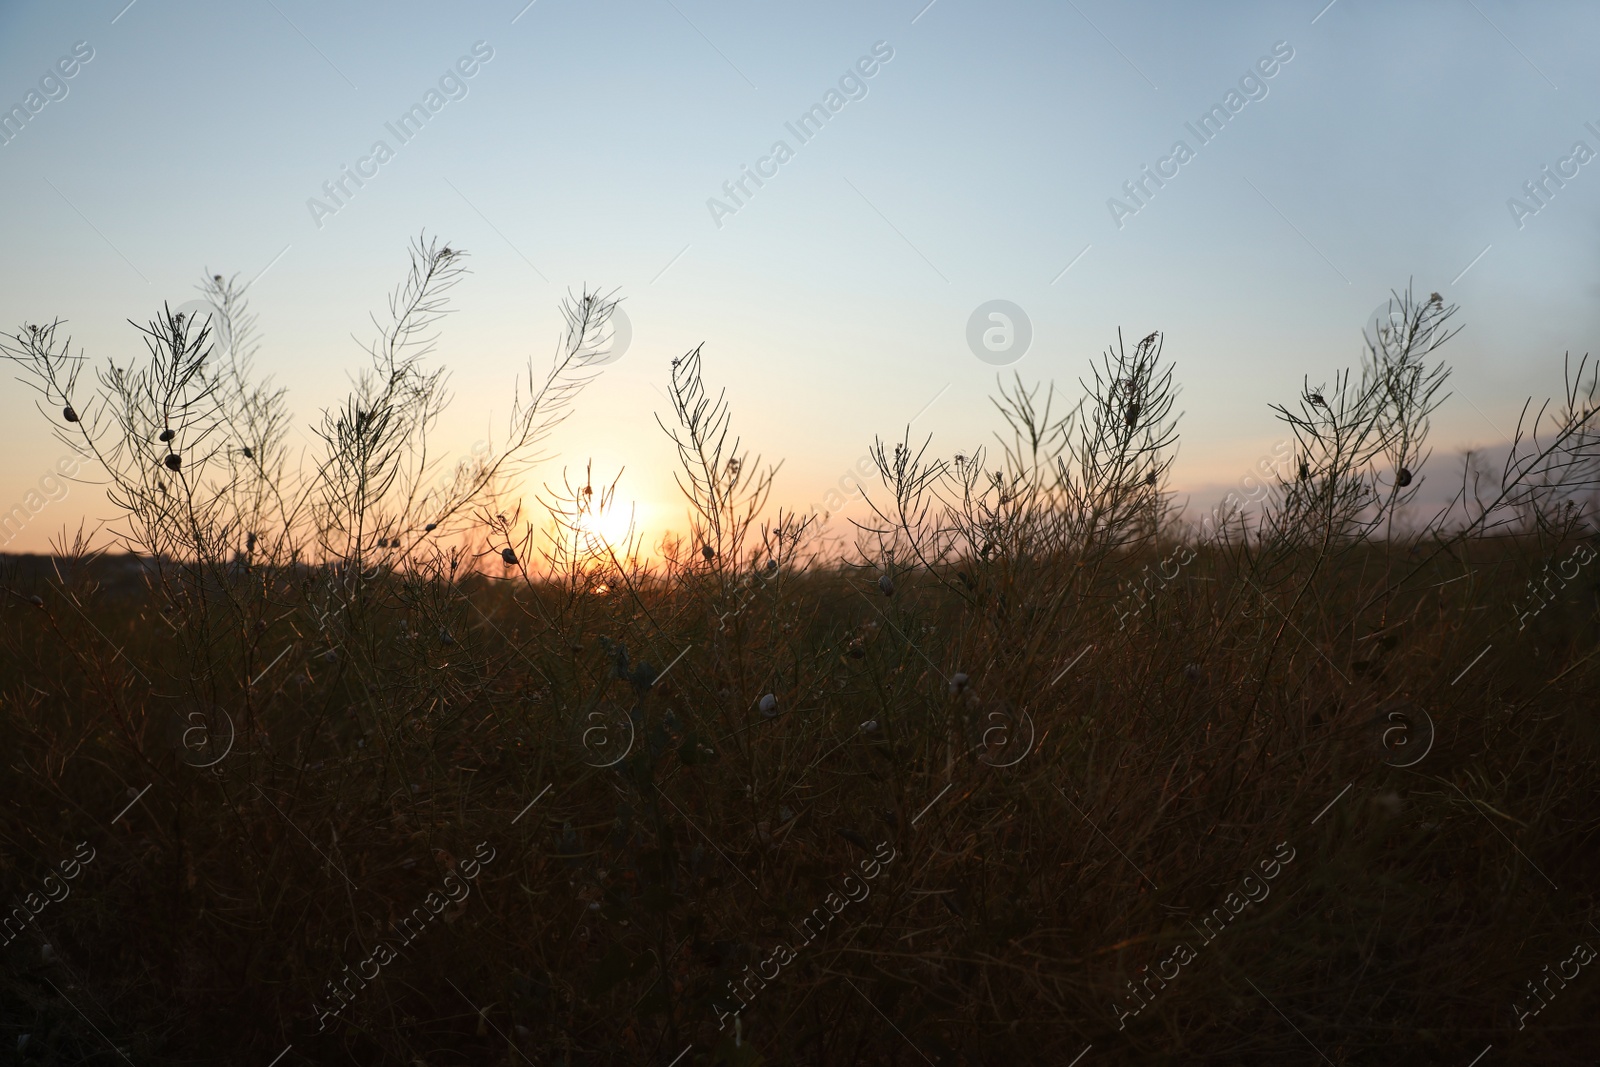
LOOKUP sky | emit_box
[2,0,1599,556]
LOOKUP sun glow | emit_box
[575,503,639,555]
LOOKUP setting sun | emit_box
[574,500,642,556]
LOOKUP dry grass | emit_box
[1,243,1598,1065]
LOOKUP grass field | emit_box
[2,240,1598,1065]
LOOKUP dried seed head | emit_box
[62,405,78,423]
[1429,292,1442,305]
[502,547,518,565]
[1299,461,1309,481]
[164,453,182,472]
[424,523,438,532]
[1396,467,1413,487]
[241,445,253,459]
[159,428,175,442]
[1145,471,1157,486]
[246,532,257,551]
[878,574,895,597]
[1124,402,1140,428]
[701,544,715,561]
[1308,392,1325,407]
[758,693,778,717]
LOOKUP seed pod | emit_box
[424,523,437,532]
[878,574,895,597]
[159,428,175,442]
[246,532,257,551]
[701,545,714,561]
[164,453,182,472]
[1145,471,1157,486]
[758,693,778,717]
[1299,461,1309,481]
[241,445,253,459]
[28,594,43,607]
[1125,402,1140,428]
[502,547,518,565]
[62,405,78,423]
[1396,468,1413,487]
[835,828,872,851]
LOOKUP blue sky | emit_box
[2,0,1599,553]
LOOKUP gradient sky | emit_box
[3,0,1599,555]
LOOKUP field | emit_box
[2,240,1598,1065]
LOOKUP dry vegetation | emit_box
[2,237,1598,1065]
